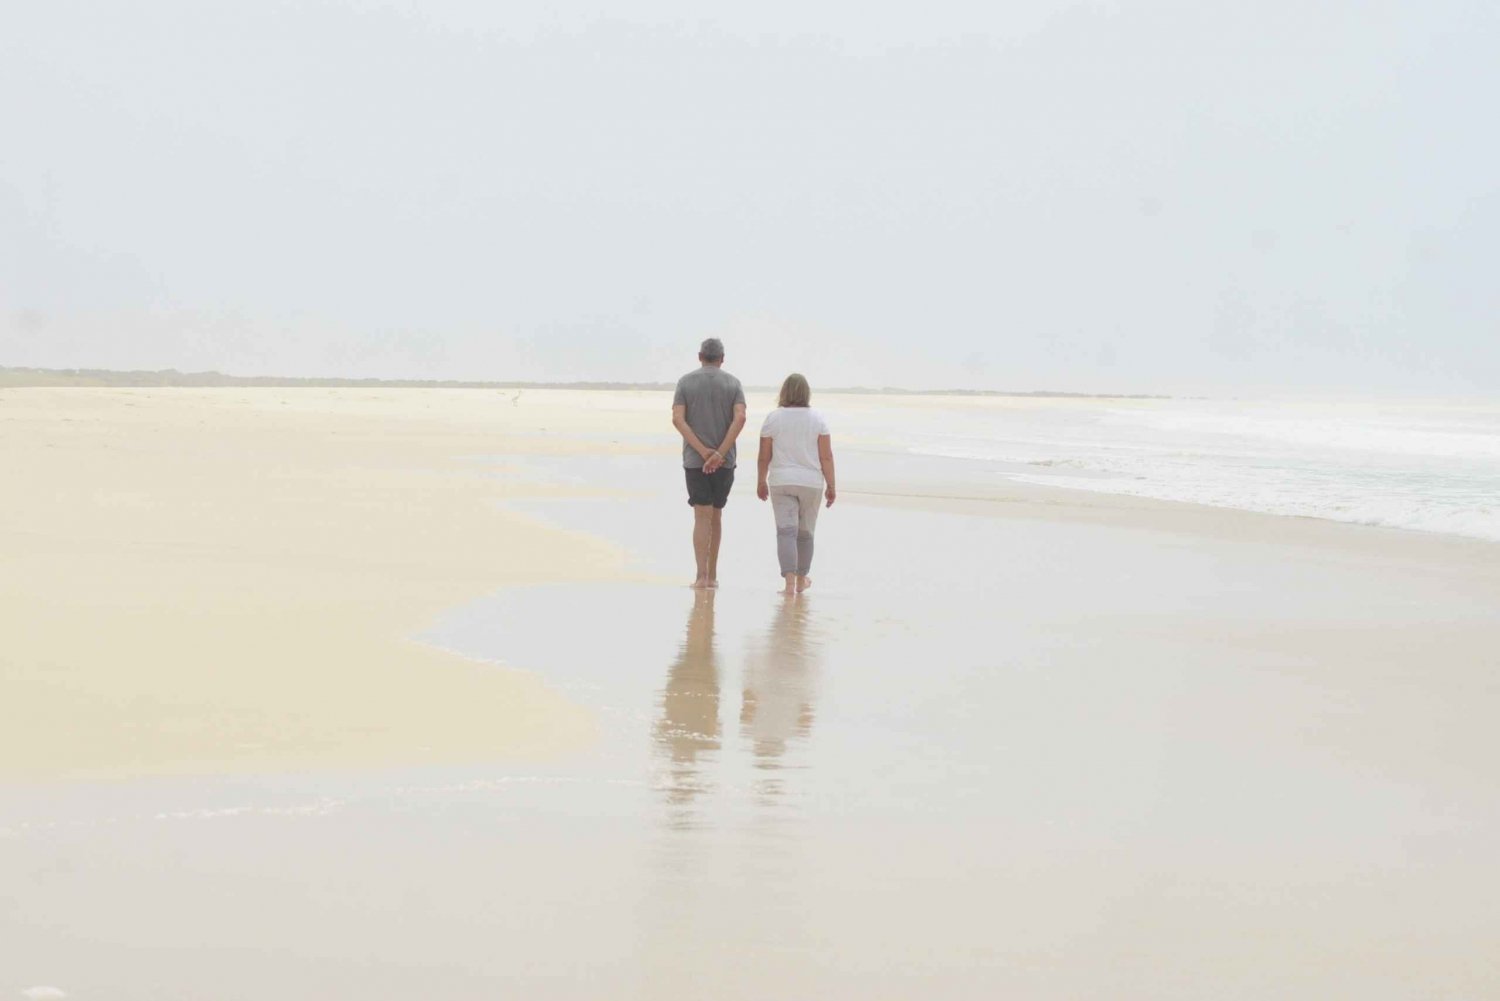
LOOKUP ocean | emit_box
[837,395,1500,543]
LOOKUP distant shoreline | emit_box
[0,365,1171,400]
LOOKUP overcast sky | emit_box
[2,1,1495,395]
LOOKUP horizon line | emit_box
[0,365,1175,400]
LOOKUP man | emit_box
[672,337,747,589]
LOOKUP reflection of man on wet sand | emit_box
[740,598,819,770]
[653,590,721,813]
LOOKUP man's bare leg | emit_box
[692,505,713,588]
[706,507,724,587]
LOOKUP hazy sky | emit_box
[2,1,1495,395]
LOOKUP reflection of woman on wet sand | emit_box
[740,598,819,770]
[653,590,721,815]
[756,374,837,595]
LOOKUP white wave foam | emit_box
[1012,471,1500,541]
[883,398,1500,542]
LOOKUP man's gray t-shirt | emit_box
[674,366,746,468]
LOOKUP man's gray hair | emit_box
[699,337,725,361]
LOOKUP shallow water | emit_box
[3,450,1498,999]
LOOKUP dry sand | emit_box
[0,387,655,779]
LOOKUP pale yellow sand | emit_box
[6,385,1498,792]
[0,387,656,780]
[6,388,1500,998]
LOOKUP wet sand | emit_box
[4,388,1500,998]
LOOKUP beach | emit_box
[0,387,629,779]
[4,387,1499,999]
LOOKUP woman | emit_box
[756,373,837,594]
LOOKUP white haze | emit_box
[1,1,1496,395]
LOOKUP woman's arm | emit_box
[818,434,836,507]
[756,436,773,500]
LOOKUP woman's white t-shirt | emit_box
[760,407,830,488]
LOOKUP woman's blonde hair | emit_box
[778,373,811,408]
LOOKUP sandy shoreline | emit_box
[5,386,1497,781]
[5,387,1500,998]
[0,387,642,780]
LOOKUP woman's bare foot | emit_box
[796,575,812,593]
[780,573,797,595]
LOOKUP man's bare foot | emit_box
[692,577,712,589]
[780,573,797,595]
[708,579,719,589]
[796,576,812,593]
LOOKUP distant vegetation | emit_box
[0,366,1170,399]
[0,367,674,391]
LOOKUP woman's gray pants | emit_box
[769,484,823,576]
